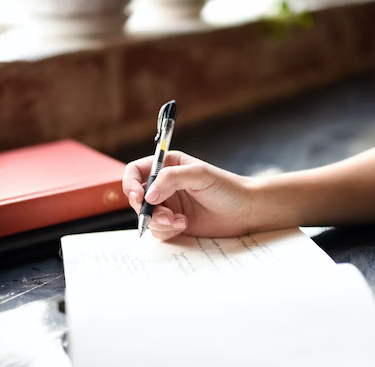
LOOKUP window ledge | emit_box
[1,2,375,152]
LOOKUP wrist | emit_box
[243,173,309,233]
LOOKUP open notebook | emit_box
[62,228,375,367]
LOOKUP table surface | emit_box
[2,73,375,367]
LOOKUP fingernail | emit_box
[145,185,159,202]
[172,218,186,229]
[156,215,171,225]
[129,191,138,202]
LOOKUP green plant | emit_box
[263,1,313,37]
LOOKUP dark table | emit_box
[2,72,375,366]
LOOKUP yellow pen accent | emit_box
[161,140,167,151]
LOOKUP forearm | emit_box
[251,148,375,231]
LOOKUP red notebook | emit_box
[0,140,129,237]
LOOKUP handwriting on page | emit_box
[168,236,278,276]
[69,233,280,280]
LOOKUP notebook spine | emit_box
[0,180,129,237]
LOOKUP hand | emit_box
[122,151,254,240]
[125,147,375,239]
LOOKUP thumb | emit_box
[145,163,216,205]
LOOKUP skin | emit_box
[122,148,375,241]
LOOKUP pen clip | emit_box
[154,102,167,143]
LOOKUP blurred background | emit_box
[2,3,375,366]
[0,0,375,174]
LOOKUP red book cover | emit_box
[0,140,129,237]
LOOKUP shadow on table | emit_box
[313,225,375,292]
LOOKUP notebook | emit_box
[62,228,375,367]
[0,140,128,237]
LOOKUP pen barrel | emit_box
[151,119,174,175]
[140,175,157,217]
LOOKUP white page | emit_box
[62,228,334,284]
[64,262,375,367]
[62,228,366,367]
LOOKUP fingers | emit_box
[151,214,188,241]
[123,155,155,204]
[123,151,197,241]
[129,196,188,234]
[145,163,216,205]
[129,197,174,224]
[122,151,194,203]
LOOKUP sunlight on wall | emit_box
[0,0,371,28]
[0,1,28,26]
[202,0,277,26]
[0,0,372,61]
[202,0,370,26]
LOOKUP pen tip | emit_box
[138,226,146,238]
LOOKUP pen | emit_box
[138,100,178,238]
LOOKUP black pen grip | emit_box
[140,175,157,217]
